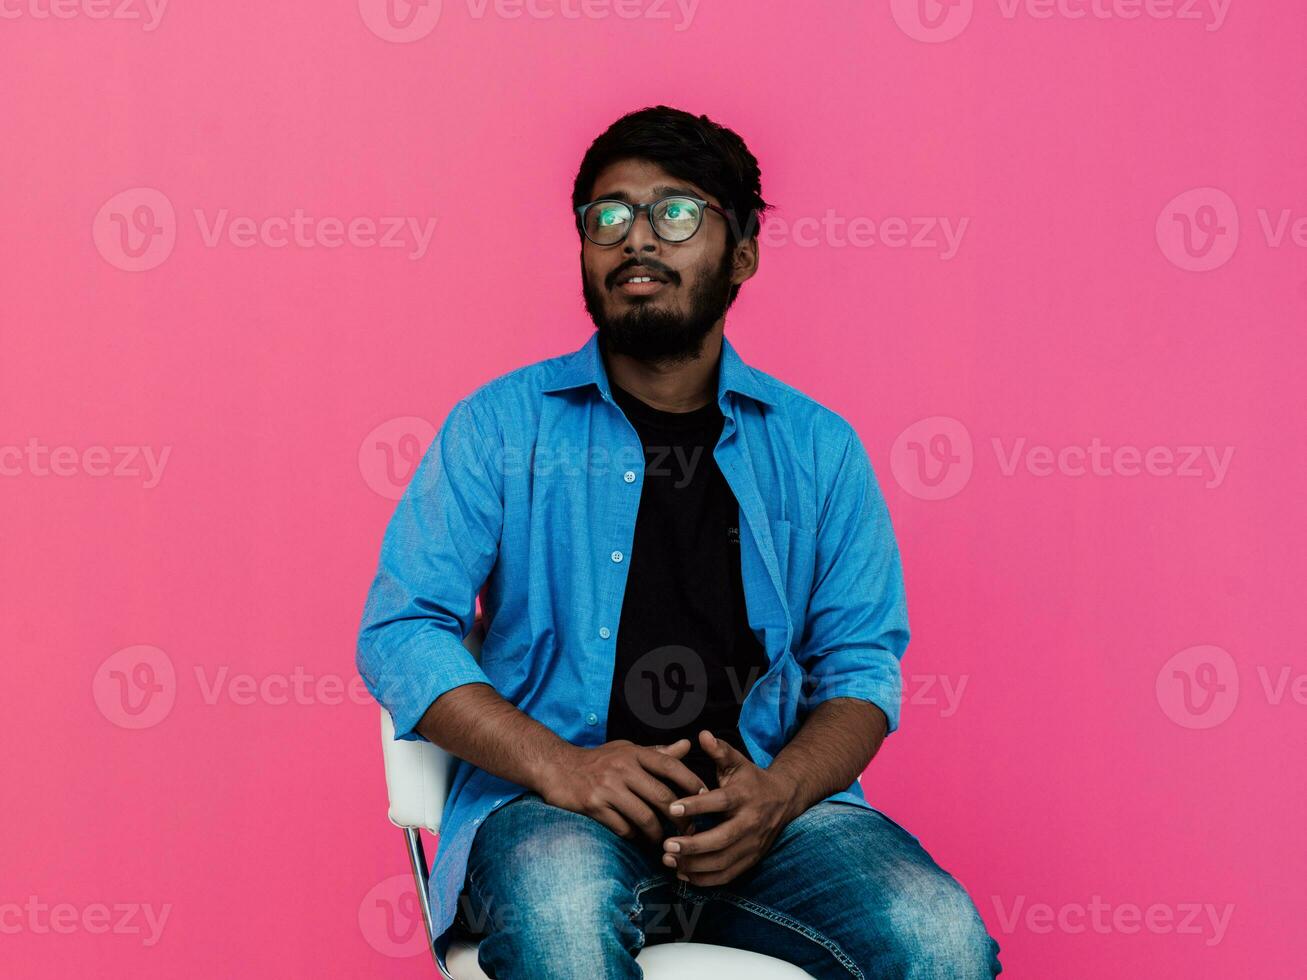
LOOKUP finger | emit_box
[683,858,752,888]
[663,813,746,857]
[668,786,732,819]
[626,770,697,833]
[610,791,663,846]
[636,748,708,797]
[699,730,746,767]
[594,807,633,841]
[651,738,692,755]
[673,837,751,876]
[621,762,702,838]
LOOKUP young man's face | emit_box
[580,158,756,364]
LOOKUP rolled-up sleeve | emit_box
[796,424,910,733]
[356,396,504,741]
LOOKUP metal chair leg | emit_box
[403,827,445,976]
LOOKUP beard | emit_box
[582,244,735,365]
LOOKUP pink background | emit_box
[3,1,1304,976]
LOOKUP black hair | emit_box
[572,106,772,303]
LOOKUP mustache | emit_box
[607,259,679,289]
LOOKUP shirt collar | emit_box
[541,331,776,410]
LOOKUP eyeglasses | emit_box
[575,195,730,246]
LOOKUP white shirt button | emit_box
[585,712,599,726]
[623,470,636,483]
[599,626,611,639]
[611,550,623,563]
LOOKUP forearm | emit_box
[413,682,576,795]
[766,697,888,822]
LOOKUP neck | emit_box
[600,322,725,413]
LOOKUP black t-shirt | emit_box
[604,377,768,790]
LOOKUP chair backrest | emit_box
[379,620,484,834]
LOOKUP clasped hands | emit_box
[540,729,800,888]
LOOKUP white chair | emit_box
[377,620,812,978]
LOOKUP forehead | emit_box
[589,158,715,205]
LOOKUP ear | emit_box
[731,235,759,287]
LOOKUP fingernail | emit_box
[698,787,708,794]
[663,854,677,867]
[670,803,684,815]
[677,873,688,882]
[665,840,681,853]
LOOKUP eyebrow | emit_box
[591,184,702,204]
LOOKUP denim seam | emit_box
[710,890,865,980]
[626,874,673,953]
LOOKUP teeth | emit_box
[625,276,656,284]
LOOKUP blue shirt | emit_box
[356,331,910,967]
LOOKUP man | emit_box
[357,105,1002,978]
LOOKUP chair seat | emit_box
[445,936,812,978]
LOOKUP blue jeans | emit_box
[454,792,1002,978]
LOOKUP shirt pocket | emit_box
[772,519,818,642]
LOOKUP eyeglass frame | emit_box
[574,195,733,246]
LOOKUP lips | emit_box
[615,267,671,286]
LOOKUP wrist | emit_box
[765,762,808,824]
[528,739,580,795]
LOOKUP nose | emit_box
[623,210,660,255]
